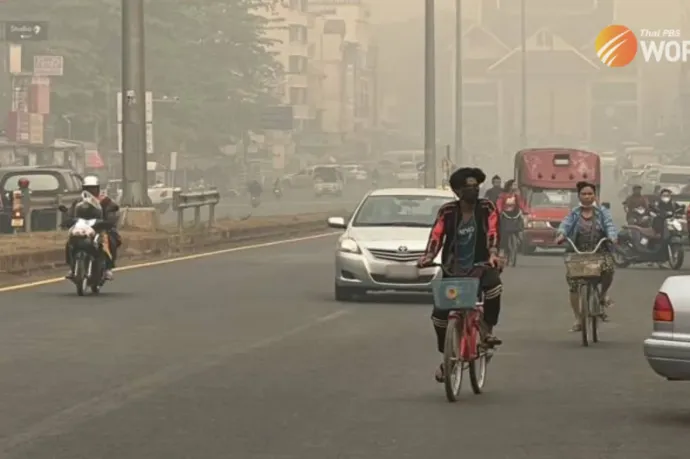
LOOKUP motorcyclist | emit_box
[483,175,502,204]
[273,177,282,195]
[623,185,649,223]
[651,188,684,239]
[371,168,380,186]
[418,167,503,383]
[65,176,120,280]
[247,178,262,199]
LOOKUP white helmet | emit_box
[83,175,100,187]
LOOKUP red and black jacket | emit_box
[422,199,499,268]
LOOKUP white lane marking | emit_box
[0,232,339,294]
[0,309,350,454]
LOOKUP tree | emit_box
[0,0,282,152]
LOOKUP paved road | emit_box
[159,187,366,225]
[0,235,688,458]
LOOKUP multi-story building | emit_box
[261,0,312,131]
[309,0,376,156]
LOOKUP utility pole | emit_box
[454,0,463,165]
[520,0,528,147]
[424,0,436,188]
[121,0,150,206]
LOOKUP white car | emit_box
[644,276,690,380]
[327,187,455,301]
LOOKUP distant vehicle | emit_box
[327,187,456,301]
[342,164,368,181]
[395,161,420,184]
[0,166,83,233]
[313,165,343,197]
[107,180,174,214]
[515,148,601,254]
[644,276,690,381]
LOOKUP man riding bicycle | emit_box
[496,179,526,254]
[418,167,503,383]
[555,181,617,332]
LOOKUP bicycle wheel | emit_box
[579,283,589,347]
[589,284,600,343]
[443,317,464,402]
[468,324,488,394]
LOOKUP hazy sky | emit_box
[370,0,685,25]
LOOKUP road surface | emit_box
[0,235,687,458]
[159,187,366,225]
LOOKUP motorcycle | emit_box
[614,208,685,270]
[59,203,114,296]
[250,195,261,208]
[273,188,282,200]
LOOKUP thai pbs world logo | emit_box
[595,25,689,67]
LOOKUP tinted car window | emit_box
[3,173,61,192]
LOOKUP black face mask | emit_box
[460,186,479,203]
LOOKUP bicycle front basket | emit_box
[431,277,481,310]
[564,253,605,279]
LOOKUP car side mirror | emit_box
[327,216,346,229]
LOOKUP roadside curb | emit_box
[0,212,340,274]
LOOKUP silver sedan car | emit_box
[644,275,690,380]
[327,188,456,301]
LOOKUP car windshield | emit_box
[314,167,339,182]
[659,173,690,184]
[3,173,60,192]
[527,189,578,208]
[352,195,452,227]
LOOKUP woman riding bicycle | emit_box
[496,179,526,254]
[417,167,503,383]
[555,181,618,332]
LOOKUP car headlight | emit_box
[338,238,361,254]
[526,220,550,229]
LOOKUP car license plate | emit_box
[11,218,24,228]
[385,264,419,280]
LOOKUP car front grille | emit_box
[370,274,435,284]
[368,248,425,262]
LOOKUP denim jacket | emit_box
[557,206,618,250]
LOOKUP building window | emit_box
[288,55,308,73]
[290,87,308,105]
[289,25,307,43]
[300,0,308,12]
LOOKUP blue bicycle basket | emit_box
[431,277,481,310]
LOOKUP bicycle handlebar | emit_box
[561,237,608,254]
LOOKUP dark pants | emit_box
[431,267,502,353]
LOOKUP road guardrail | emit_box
[172,188,220,231]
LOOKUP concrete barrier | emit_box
[0,211,341,274]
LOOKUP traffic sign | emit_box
[3,21,49,41]
[33,55,63,76]
[260,106,293,130]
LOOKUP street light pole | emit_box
[454,0,463,165]
[121,0,150,206]
[520,0,528,147]
[424,0,437,188]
